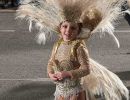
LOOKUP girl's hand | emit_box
[55,71,71,80]
[48,73,58,81]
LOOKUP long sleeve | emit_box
[47,58,54,74]
[47,45,56,74]
[69,45,90,79]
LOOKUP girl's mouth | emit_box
[64,33,72,37]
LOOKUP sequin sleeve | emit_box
[47,45,56,74]
[69,45,90,79]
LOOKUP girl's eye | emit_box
[63,25,67,28]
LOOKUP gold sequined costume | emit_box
[47,39,89,100]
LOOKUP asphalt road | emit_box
[0,12,130,100]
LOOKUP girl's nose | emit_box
[66,26,71,33]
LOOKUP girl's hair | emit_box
[77,23,82,34]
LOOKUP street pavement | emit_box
[0,11,130,100]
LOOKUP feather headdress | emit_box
[16,0,129,46]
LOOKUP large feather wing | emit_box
[16,0,63,44]
[82,58,129,100]
[80,0,126,48]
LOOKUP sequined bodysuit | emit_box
[47,39,90,100]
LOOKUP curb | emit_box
[0,9,16,13]
[0,78,129,87]
[124,80,130,88]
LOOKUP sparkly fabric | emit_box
[55,91,86,100]
[47,40,90,99]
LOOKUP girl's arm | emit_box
[69,45,90,79]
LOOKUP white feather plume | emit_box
[123,9,130,15]
[16,0,63,44]
[82,58,129,100]
[36,32,46,45]
[90,0,124,48]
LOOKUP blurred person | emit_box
[2,0,9,8]
[16,0,20,5]
[11,0,19,7]
[2,0,19,8]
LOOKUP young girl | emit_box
[47,21,90,100]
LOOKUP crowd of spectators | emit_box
[0,0,20,9]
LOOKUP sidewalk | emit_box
[0,79,55,100]
[0,7,17,13]
[0,79,129,100]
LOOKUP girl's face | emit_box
[60,21,80,41]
